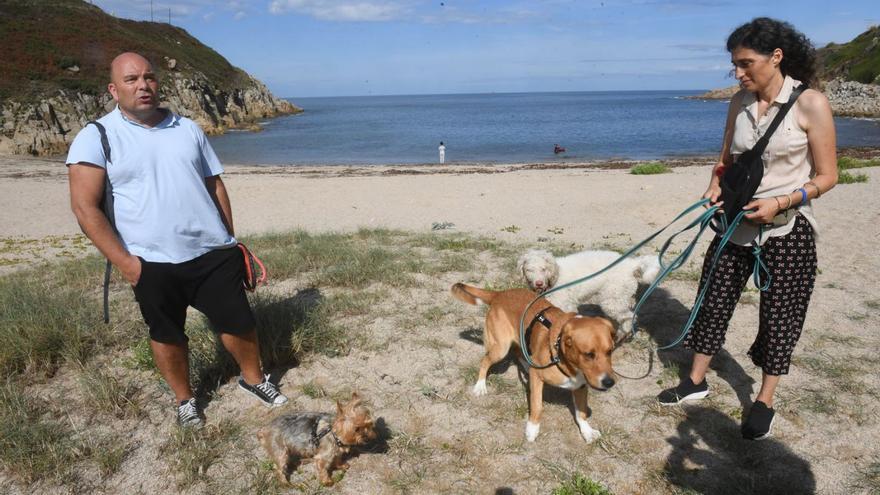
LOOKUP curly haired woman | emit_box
[657,17,838,440]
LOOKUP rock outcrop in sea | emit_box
[686,79,880,118]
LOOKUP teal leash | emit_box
[518,199,713,368]
[517,199,773,374]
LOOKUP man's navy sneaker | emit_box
[238,374,288,407]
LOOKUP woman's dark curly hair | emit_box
[727,17,817,86]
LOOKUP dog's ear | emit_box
[516,253,529,278]
[337,400,345,415]
[561,319,575,348]
[547,260,559,286]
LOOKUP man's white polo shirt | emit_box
[66,107,236,263]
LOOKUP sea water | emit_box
[208,91,880,165]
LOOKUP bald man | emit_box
[67,52,287,428]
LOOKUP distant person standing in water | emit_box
[438,141,446,164]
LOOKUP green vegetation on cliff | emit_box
[0,0,253,101]
[818,25,880,84]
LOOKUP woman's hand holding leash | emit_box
[702,162,725,208]
[702,184,722,208]
[743,197,779,224]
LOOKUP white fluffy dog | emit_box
[517,249,661,334]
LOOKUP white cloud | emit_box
[268,0,410,21]
[233,11,247,20]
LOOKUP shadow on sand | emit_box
[664,405,815,494]
[629,284,757,410]
[194,288,323,403]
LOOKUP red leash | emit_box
[237,243,267,291]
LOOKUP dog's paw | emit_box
[576,417,601,443]
[472,379,488,396]
[525,421,540,442]
[579,426,601,443]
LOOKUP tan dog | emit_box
[452,283,616,443]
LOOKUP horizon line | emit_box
[284,88,720,100]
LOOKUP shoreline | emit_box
[2,148,877,275]
[5,145,877,179]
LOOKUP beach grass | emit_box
[838,156,880,170]
[0,380,83,484]
[163,418,243,489]
[855,459,880,492]
[838,170,869,183]
[551,474,615,495]
[0,271,99,377]
[630,162,671,175]
[2,226,879,493]
[76,364,145,420]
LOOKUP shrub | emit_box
[838,156,880,170]
[552,474,614,495]
[839,170,869,184]
[630,162,671,175]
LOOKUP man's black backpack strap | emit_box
[87,121,116,324]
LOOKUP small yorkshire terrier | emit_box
[257,393,377,486]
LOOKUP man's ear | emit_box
[108,83,119,102]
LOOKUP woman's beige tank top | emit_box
[728,75,818,246]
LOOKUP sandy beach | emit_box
[2,152,880,494]
[1,151,878,270]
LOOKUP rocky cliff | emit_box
[0,69,300,156]
[823,78,880,117]
[0,0,301,156]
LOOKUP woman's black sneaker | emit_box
[657,377,710,405]
[742,400,775,440]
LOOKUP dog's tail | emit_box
[635,255,661,284]
[451,283,498,306]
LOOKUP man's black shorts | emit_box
[132,246,256,344]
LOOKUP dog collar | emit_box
[553,333,574,379]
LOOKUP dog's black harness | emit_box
[524,308,572,377]
[314,423,342,448]
[314,421,356,449]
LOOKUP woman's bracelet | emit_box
[797,187,809,206]
[783,193,792,210]
[774,196,783,211]
[806,181,821,198]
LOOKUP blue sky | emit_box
[90,0,879,98]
